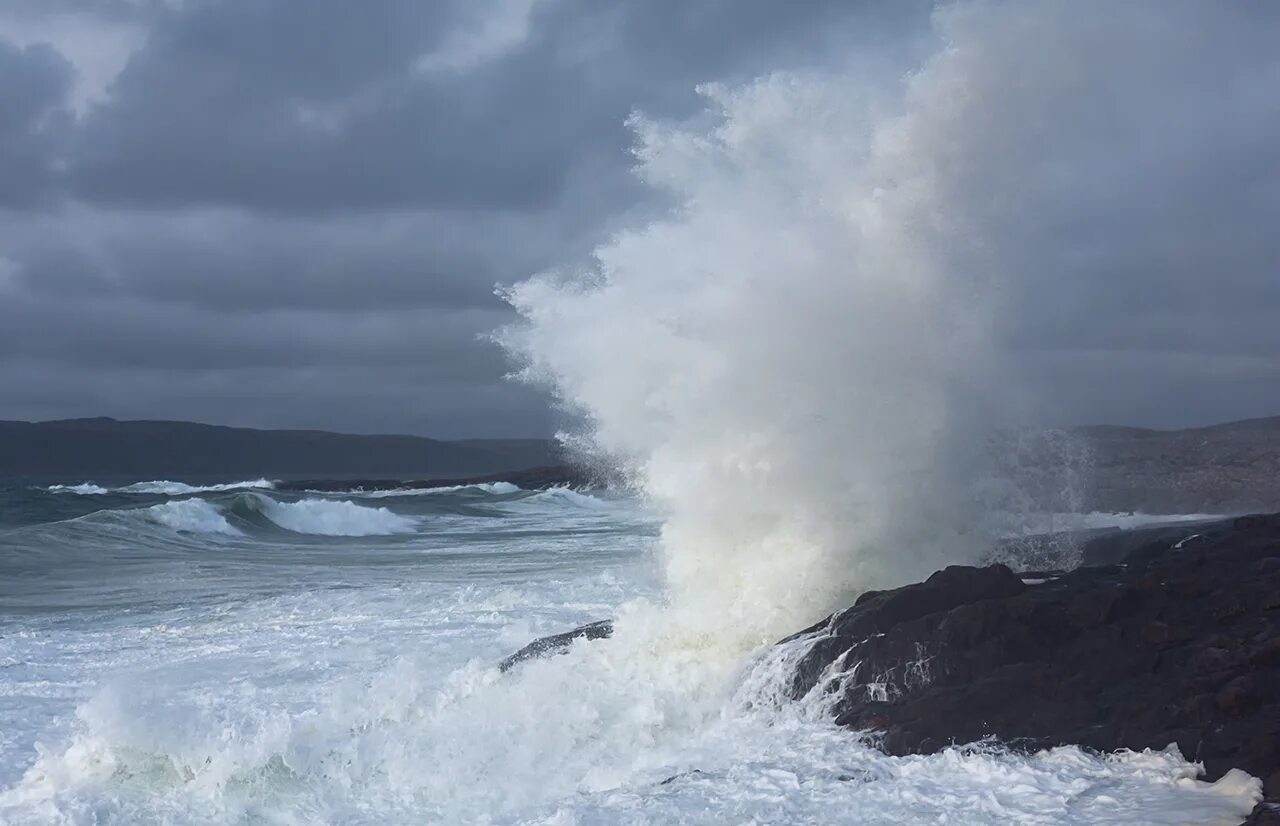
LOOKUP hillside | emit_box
[0,418,560,481]
[1078,416,1280,513]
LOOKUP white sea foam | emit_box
[357,481,521,498]
[520,487,609,509]
[45,483,110,495]
[0,596,1260,824]
[142,499,240,536]
[118,479,277,496]
[253,496,418,536]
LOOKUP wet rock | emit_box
[659,769,704,785]
[779,512,1280,816]
[1217,676,1259,715]
[1244,801,1280,825]
[499,620,613,672]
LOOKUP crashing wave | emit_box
[142,499,241,536]
[357,481,521,498]
[520,487,609,509]
[46,479,277,496]
[247,495,418,536]
[45,483,110,495]
[119,479,277,496]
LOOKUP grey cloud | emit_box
[0,288,512,372]
[0,357,553,437]
[68,0,588,210]
[67,0,927,212]
[4,207,586,312]
[0,38,73,206]
[1,0,1277,436]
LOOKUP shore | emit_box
[508,514,1280,823]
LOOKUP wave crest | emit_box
[358,481,521,498]
[248,495,418,536]
[143,499,240,536]
[45,483,110,495]
[120,479,277,496]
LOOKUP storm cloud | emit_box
[0,0,1277,436]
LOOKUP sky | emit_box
[0,0,1278,438]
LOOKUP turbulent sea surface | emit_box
[0,480,1261,824]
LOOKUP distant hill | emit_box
[1075,416,1280,513]
[0,417,561,481]
[6,414,1279,513]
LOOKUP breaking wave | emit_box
[142,498,240,536]
[118,479,277,495]
[357,481,521,498]
[518,487,609,509]
[45,479,277,496]
[45,483,110,495]
[245,495,418,536]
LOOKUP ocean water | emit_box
[0,481,1261,824]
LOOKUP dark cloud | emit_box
[67,0,927,212]
[0,39,73,206]
[0,0,1277,436]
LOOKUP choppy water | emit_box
[0,481,1260,824]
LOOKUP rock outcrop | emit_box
[499,619,613,672]
[785,513,1280,816]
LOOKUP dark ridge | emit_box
[0,417,560,479]
[1073,416,1280,513]
[781,513,1280,820]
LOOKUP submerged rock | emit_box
[781,514,1280,815]
[499,619,613,672]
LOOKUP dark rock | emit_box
[784,564,1023,699]
[1141,621,1187,647]
[1251,636,1280,667]
[659,769,703,785]
[1245,801,1280,825]
[776,513,1280,813]
[1216,676,1259,715]
[499,620,613,672]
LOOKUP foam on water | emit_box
[45,484,110,496]
[119,479,277,496]
[143,499,241,536]
[249,495,419,536]
[45,479,277,496]
[0,586,1261,824]
[357,481,522,498]
[517,487,609,510]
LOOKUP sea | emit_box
[0,478,1261,824]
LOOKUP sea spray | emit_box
[501,72,1006,644]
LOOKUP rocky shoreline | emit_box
[505,514,1280,823]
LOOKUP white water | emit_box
[0,486,1260,824]
[500,54,1006,648]
[143,498,241,536]
[358,481,522,497]
[249,494,420,536]
[121,479,277,496]
[47,479,276,496]
[45,484,111,496]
